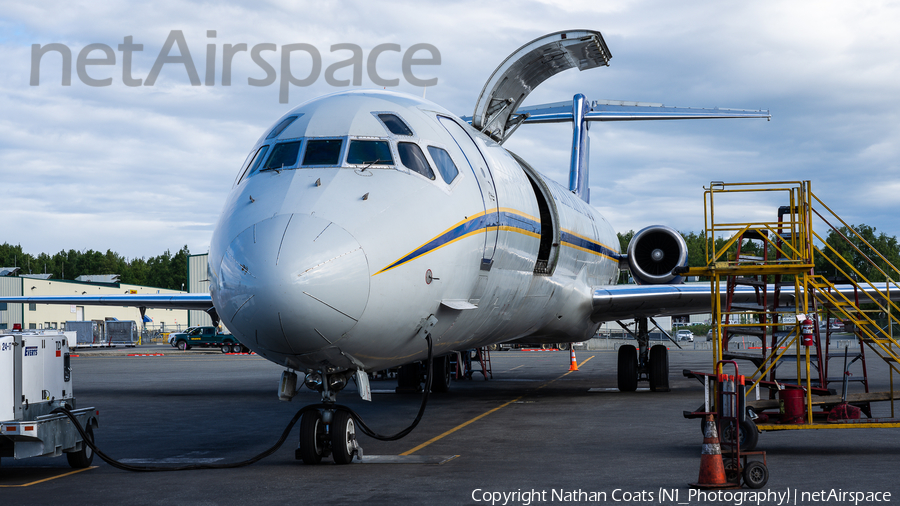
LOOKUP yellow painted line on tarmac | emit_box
[400,396,524,456]
[401,355,596,455]
[536,355,595,390]
[506,364,525,371]
[0,466,96,487]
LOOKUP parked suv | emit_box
[676,329,694,342]
[168,326,244,353]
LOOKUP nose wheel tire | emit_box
[617,344,638,392]
[298,411,326,465]
[331,410,358,465]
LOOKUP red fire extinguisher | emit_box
[800,318,815,346]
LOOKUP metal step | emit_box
[722,350,767,364]
[741,229,768,241]
[730,303,767,311]
[733,277,765,287]
[724,326,766,337]
[825,376,867,383]
[774,354,821,363]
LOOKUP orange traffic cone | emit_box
[568,347,578,371]
[690,415,734,489]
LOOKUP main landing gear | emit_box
[616,317,670,392]
[396,354,452,394]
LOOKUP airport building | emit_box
[0,269,189,332]
[187,253,213,327]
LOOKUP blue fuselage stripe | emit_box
[560,231,619,259]
[375,210,616,274]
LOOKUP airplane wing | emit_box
[590,283,897,323]
[0,293,213,312]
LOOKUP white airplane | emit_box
[3,31,777,464]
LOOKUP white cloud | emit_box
[2,0,900,261]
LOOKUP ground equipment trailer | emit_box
[0,333,98,468]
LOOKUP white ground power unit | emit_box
[0,333,98,468]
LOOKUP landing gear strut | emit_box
[615,317,670,392]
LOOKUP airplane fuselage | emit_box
[209,90,619,373]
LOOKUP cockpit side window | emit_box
[398,142,434,180]
[234,149,256,187]
[377,113,414,136]
[347,140,393,166]
[238,144,270,183]
[266,115,300,140]
[262,140,302,171]
[302,139,343,166]
[427,146,459,184]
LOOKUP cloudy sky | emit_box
[2,1,899,261]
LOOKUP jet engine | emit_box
[625,225,688,285]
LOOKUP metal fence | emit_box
[107,321,137,346]
[136,323,191,344]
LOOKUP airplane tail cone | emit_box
[568,347,578,371]
[690,415,735,489]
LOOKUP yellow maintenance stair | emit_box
[686,181,900,435]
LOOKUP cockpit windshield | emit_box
[235,130,460,190]
[347,140,393,166]
[302,139,343,166]
[262,140,302,171]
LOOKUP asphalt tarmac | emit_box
[2,345,899,505]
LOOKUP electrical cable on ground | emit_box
[51,333,435,471]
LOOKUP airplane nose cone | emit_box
[215,214,369,355]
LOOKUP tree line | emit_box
[0,243,190,291]
[3,222,898,291]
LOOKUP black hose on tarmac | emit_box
[347,333,433,441]
[50,333,435,471]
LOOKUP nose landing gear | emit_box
[295,370,363,465]
[294,330,435,465]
